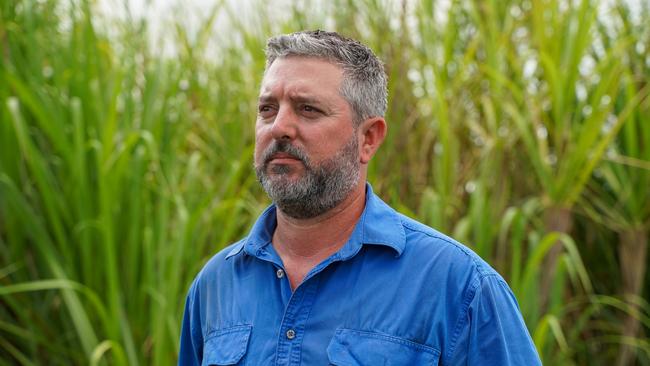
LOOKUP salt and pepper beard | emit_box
[254,135,361,219]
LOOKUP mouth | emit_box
[267,152,302,165]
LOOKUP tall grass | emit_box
[0,0,648,364]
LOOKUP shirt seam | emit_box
[443,273,503,364]
[205,324,252,340]
[293,278,320,365]
[186,279,203,342]
[400,219,493,277]
[444,275,479,364]
[335,328,440,355]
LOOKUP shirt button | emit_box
[276,269,285,279]
[286,329,296,340]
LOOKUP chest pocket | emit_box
[327,328,440,366]
[202,325,252,366]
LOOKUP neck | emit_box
[272,182,367,288]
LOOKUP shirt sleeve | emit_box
[447,275,542,365]
[178,280,203,366]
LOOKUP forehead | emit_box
[259,57,344,99]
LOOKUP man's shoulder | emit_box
[393,212,498,280]
[195,238,247,280]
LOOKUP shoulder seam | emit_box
[444,275,480,363]
[187,280,204,341]
[400,218,492,278]
[442,273,509,364]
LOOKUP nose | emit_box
[270,105,298,141]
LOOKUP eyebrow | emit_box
[258,94,276,104]
[290,95,322,105]
[258,93,325,106]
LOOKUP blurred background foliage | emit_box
[0,0,649,364]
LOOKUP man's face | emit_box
[254,57,361,219]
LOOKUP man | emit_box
[179,30,541,365]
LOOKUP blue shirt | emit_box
[178,185,541,365]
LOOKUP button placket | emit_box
[274,276,321,365]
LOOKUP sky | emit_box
[95,0,295,56]
[95,0,645,57]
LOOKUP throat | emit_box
[272,228,351,290]
[271,182,367,289]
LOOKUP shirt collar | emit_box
[226,183,406,260]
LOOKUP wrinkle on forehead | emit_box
[258,57,348,111]
[260,57,342,90]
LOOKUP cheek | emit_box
[254,127,271,162]
[255,122,273,141]
[253,144,262,161]
[253,140,265,164]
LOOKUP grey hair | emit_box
[265,30,388,124]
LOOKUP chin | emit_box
[269,165,304,176]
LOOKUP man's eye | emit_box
[258,105,275,115]
[302,105,320,113]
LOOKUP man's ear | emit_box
[358,117,387,164]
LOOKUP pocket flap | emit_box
[203,325,252,365]
[327,328,440,366]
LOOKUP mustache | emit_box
[261,141,309,166]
